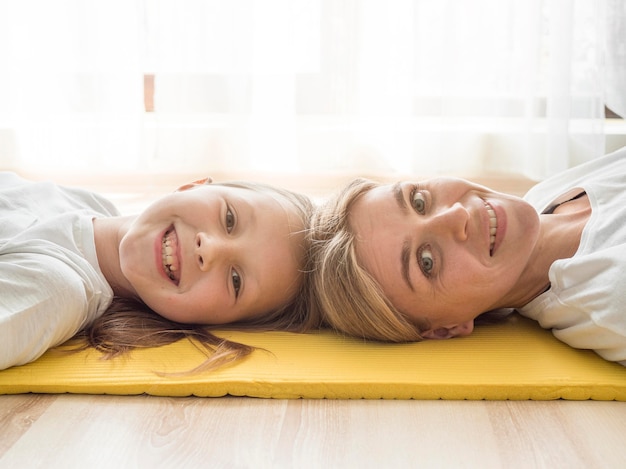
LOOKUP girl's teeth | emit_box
[162,228,179,282]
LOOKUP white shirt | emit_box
[519,147,626,365]
[0,172,118,369]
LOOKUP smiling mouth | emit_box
[484,201,497,256]
[162,226,180,285]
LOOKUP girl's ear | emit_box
[176,177,213,192]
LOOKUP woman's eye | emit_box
[225,207,235,233]
[411,189,426,214]
[419,247,434,275]
[231,269,241,297]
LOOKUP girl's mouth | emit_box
[162,226,180,285]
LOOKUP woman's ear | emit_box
[176,177,213,192]
[421,327,454,340]
[421,321,474,340]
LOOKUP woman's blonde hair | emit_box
[308,178,426,343]
[72,181,321,373]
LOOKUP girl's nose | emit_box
[195,232,225,271]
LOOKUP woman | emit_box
[0,173,320,371]
[309,147,626,366]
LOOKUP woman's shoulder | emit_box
[524,147,626,211]
[520,242,626,364]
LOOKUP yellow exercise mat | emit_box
[1,315,625,400]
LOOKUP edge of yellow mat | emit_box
[1,316,625,400]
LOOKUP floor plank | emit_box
[1,395,625,468]
[0,394,58,456]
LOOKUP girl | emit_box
[309,147,626,366]
[0,173,320,370]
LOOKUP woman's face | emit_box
[118,182,306,325]
[348,177,540,339]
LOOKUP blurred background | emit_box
[0,0,624,197]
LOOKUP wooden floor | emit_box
[1,394,625,468]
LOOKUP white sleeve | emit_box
[0,252,91,370]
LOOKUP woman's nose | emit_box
[428,203,469,241]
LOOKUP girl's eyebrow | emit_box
[392,182,409,213]
[233,194,257,229]
[244,198,257,227]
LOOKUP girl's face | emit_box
[348,177,541,339]
[118,182,306,325]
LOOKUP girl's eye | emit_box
[411,188,426,214]
[419,246,434,276]
[231,269,241,297]
[225,207,235,233]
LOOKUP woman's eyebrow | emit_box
[401,239,415,292]
[393,182,414,291]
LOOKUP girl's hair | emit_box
[308,178,425,343]
[72,181,321,373]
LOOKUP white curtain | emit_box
[0,0,618,180]
[0,0,144,173]
[605,0,626,119]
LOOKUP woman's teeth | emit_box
[162,228,179,283]
[485,202,497,255]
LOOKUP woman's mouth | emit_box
[484,201,497,256]
[162,226,180,284]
